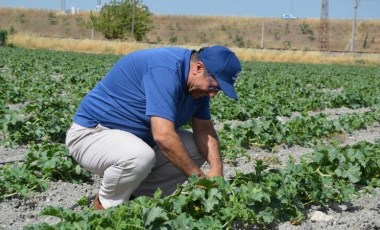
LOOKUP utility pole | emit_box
[131,0,136,40]
[350,0,360,52]
[91,17,94,40]
[61,0,66,11]
[261,22,264,49]
[96,0,102,12]
[290,0,293,15]
[319,0,329,51]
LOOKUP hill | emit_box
[1,7,379,53]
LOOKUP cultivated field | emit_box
[0,47,379,229]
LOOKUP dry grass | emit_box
[234,48,380,65]
[9,33,152,55]
[9,33,380,65]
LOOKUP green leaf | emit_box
[341,165,361,183]
[75,164,82,174]
[171,213,195,229]
[203,188,221,212]
[172,195,187,214]
[259,208,275,224]
[144,207,168,226]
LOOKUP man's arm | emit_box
[191,117,223,177]
[151,116,206,177]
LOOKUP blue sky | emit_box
[0,0,379,19]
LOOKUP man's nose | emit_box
[208,91,218,98]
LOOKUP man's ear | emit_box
[196,61,205,73]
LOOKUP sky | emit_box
[0,0,379,20]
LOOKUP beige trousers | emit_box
[66,123,205,208]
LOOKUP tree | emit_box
[95,0,152,41]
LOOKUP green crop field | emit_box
[0,47,379,229]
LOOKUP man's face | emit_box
[188,63,221,99]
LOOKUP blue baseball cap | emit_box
[199,46,241,100]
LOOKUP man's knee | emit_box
[115,148,156,176]
[134,148,156,174]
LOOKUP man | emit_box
[65,45,241,209]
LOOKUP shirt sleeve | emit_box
[143,67,181,122]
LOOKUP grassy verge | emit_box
[8,33,380,66]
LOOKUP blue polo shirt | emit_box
[73,47,211,146]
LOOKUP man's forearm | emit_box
[151,116,206,177]
[155,131,205,177]
[195,128,223,176]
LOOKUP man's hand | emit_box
[207,167,223,178]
